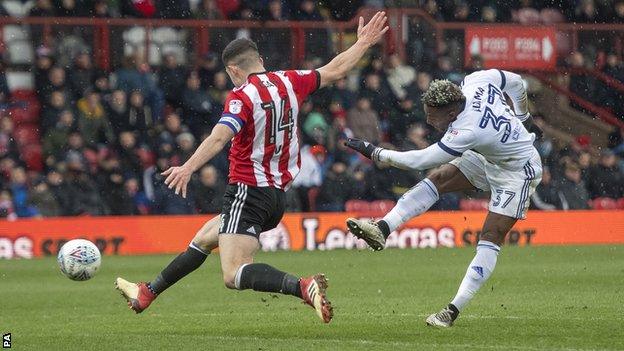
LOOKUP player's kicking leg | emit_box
[426,212,516,327]
[348,164,474,250]
[219,233,333,323]
[115,216,220,313]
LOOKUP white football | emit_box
[57,239,101,281]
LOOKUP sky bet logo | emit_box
[2,333,10,348]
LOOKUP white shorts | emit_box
[450,150,542,219]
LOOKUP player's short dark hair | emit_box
[421,79,465,108]
[221,38,260,69]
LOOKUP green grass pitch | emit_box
[1,245,623,350]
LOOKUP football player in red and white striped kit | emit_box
[116,11,388,323]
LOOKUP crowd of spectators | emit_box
[0,1,623,220]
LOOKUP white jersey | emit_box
[437,69,538,171]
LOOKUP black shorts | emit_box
[218,183,286,238]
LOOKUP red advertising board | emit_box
[465,26,557,70]
[1,211,623,259]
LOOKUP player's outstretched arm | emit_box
[162,124,234,198]
[345,138,456,171]
[316,11,389,88]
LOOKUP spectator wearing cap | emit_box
[193,165,225,214]
[587,150,624,199]
[555,162,590,210]
[77,89,115,146]
[181,71,214,138]
[29,176,61,217]
[158,53,188,108]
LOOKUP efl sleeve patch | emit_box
[228,99,243,114]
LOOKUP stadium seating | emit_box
[590,197,619,210]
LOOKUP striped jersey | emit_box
[217,70,320,190]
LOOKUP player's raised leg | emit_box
[426,212,516,327]
[347,164,474,250]
[219,233,333,323]
[115,216,220,313]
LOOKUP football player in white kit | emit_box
[345,69,542,327]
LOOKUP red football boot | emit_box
[299,274,333,323]
[115,277,157,313]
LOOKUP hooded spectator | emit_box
[587,150,624,199]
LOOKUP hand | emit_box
[162,165,193,198]
[344,138,379,159]
[356,11,389,48]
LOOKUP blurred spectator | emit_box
[106,90,130,135]
[40,67,69,106]
[359,72,394,116]
[101,167,136,215]
[193,165,225,214]
[325,78,356,111]
[158,0,192,19]
[531,167,559,210]
[125,178,150,214]
[0,61,10,109]
[54,0,93,17]
[386,54,416,100]
[126,90,155,140]
[613,1,624,22]
[0,117,19,161]
[116,131,143,178]
[158,112,189,146]
[198,53,221,89]
[347,96,382,144]
[576,0,599,23]
[302,109,328,145]
[150,156,195,214]
[76,89,115,145]
[181,71,214,138]
[195,0,224,19]
[587,150,624,199]
[10,167,39,217]
[114,55,164,117]
[34,48,55,93]
[0,190,17,221]
[30,0,55,17]
[316,162,356,211]
[68,51,96,100]
[388,99,424,144]
[42,110,75,165]
[365,150,420,200]
[602,53,624,118]
[292,144,325,210]
[64,157,108,215]
[46,168,73,215]
[158,53,188,107]
[555,163,590,210]
[401,123,431,150]
[42,90,70,132]
[29,176,61,217]
[568,51,597,110]
[176,132,196,163]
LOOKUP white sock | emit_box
[382,178,439,232]
[450,240,500,311]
